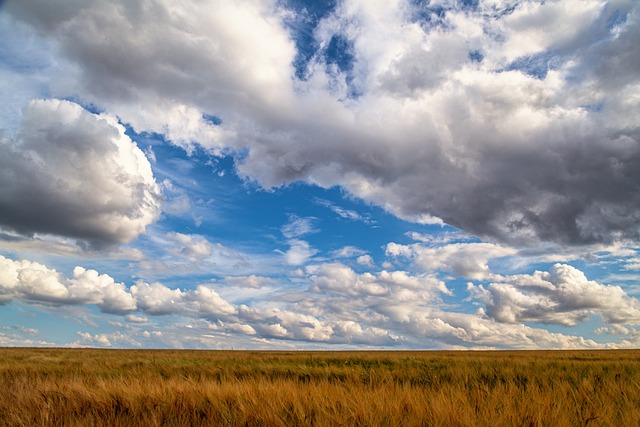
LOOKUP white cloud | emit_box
[280,239,317,266]
[330,245,367,259]
[594,325,630,335]
[386,242,517,280]
[468,263,640,327]
[223,275,276,288]
[129,281,184,315]
[69,267,137,313]
[135,232,261,278]
[315,198,376,225]
[191,285,237,316]
[357,254,375,268]
[4,253,637,349]
[125,314,148,324]
[0,255,136,313]
[281,215,318,239]
[2,0,640,350]
[74,331,141,348]
[238,305,334,341]
[166,232,214,261]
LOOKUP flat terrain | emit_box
[0,348,639,426]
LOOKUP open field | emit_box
[0,348,639,426]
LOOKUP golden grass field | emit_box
[0,348,639,426]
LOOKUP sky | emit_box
[0,0,639,350]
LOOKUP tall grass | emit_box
[0,348,638,426]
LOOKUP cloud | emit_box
[4,0,295,151]
[468,263,640,326]
[134,232,263,278]
[125,314,148,324]
[166,232,215,261]
[280,239,317,265]
[3,253,636,349]
[223,275,276,288]
[330,245,367,259]
[5,0,640,246]
[74,331,141,348]
[191,285,237,316]
[357,254,375,268]
[0,255,136,313]
[161,180,192,216]
[594,325,630,336]
[315,198,375,225]
[129,281,184,315]
[386,242,517,280]
[0,99,161,246]
[281,215,318,239]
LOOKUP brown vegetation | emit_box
[0,348,639,426]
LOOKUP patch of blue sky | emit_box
[0,301,86,345]
[325,34,354,74]
[482,1,517,19]
[0,15,51,72]
[322,33,362,98]
[605,9,628,32]
[201,112,222,126]
[505,51,559,80]
[440,277,480,309]
[468,50,484,63]
[132,130,462,285]
[61,96,105,115]
[284,0,338,79]
[408,0,482,30]
[458,0,479,11]
[0,15,55,131]
[408,0,449,30]
[580,100,604,113]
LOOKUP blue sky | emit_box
[1,0,640,349]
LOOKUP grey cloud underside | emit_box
[0,99,161,246]
[6,0,640,246]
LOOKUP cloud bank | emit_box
[4,0,639,246]
[3,253,640,349]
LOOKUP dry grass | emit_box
[0,348,639,426]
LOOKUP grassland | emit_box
[0,348,639,426]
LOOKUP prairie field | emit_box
[0,348,639,426]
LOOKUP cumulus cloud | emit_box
[0,255,240,319]
[280,239,317,265]
[468,263,640,326]
[125,314,148,324]
[304,262,451,325]
[386,241,517,280]
[0,255,136,313]
[0,99,161,246]
[74,331,141,348]
[3,253,636,349]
